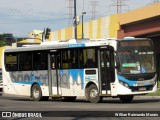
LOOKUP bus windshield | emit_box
[117,40,155,74]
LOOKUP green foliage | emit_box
[0,34,16,47]
[0,34,7,47]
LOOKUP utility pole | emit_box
[73,0,77,39]
[89,1,99,20]
[152,0,160,3]
[82,11,86,39]
[148,0,160,5]
[66,0,74,26]
[110,0,129,14]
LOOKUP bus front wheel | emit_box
[119,95,134,103]
[86,84,101,103]
[31,84,43,101]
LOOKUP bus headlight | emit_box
[119,81,129,88]
[153,80,157,87]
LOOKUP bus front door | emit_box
[99,48,114,95]
[48,52,61,96]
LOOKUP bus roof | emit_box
[4,39,118,53]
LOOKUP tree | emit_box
[0,33,16,47]
[0,34,7,47]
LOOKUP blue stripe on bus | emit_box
[144,84,152,86]
[68,69,84,89]
[68,43,85,48]
[13,81,43,86]
[117,75,153,86]
[117,75,137,86]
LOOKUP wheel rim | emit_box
[33,89,40,98]
[90,89,98,99]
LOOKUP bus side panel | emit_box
[41,86,49,96]
[3,71,24,96]
[84,68,99,90]
[3,71,49,96]
[60,69,85,96]
[51,70,62,95]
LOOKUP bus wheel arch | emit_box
[85,82,101,103]
[31,83,43,101]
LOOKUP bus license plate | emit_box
[139,87,146,91]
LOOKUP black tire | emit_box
[31,84,43,101]
[62,97,77,102]
[119,95,134,103]
[86,84,101,103]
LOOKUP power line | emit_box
[151,0,160,4]
[65,0,74,26]
[153,0,160,3]
[0,17,68,24]
[89,1,100,20]
[110,0,129,14]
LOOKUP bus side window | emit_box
[62,50,69,69]
[51,54,60,69]
[85,48,96,68]
[19,52,32,71]
[24,62,32,70]
[70,50,78,68]
[40,62,47,70]
[78,49,84,68]
[51,54,55,69]
[33,51,48,70]
[5,53,18,71]
[62,60,68,69]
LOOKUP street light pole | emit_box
[82,11,86,39]
[74,0,77,40]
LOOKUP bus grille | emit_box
[130,85,153,92]
[124,74,155,81]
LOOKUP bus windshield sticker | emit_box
[122,63,137,68]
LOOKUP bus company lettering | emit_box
[10,70,84,89]
[10,72,48,85]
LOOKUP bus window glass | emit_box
[5,53,17,71]
[117,40,155,74]
[62,50,69,69]
[69,50,78,68]
[19,52,32,71]
[33,51,47,70]
[51,54,56,69]
[78,49,85,68]
[85,48,97,68]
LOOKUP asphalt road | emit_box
[0,94,160,120]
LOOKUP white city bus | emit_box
[2,38,157,103]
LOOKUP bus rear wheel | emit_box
[31,84,43,101]
[86,84,101,103]
[119,95,134,103]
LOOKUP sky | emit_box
[0,0,157,37]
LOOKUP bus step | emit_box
[100,94,111,97]
[50,95,62,98]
